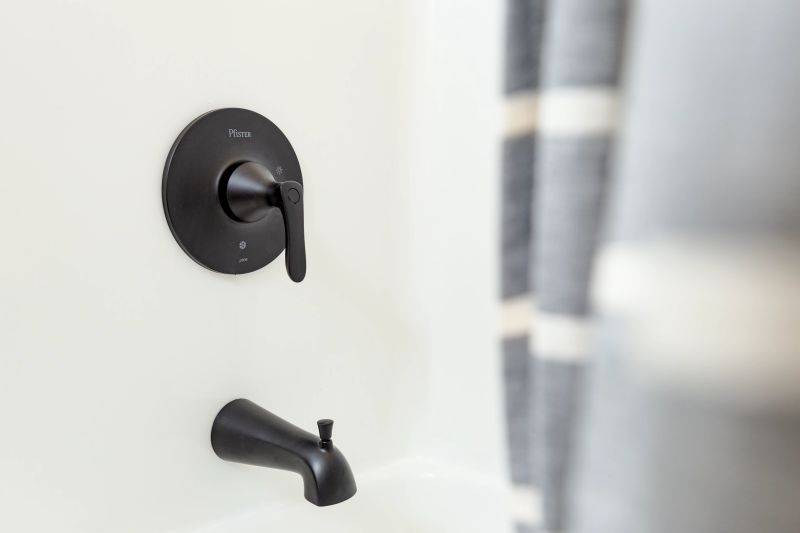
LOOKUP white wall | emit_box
[0,1,504,531]
[403,0,506,473]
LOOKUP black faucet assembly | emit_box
[162,108,306,280]
[164,112,354,504]
[210,399,357,506]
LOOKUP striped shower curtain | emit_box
[500,1,800,532]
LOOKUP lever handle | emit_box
[274,181,306,282]
[224,161,306,282]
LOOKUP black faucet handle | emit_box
[223,161,306,282]
[317,419,333,443]
[275,180,306,283]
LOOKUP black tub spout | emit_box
[210,399,357,506]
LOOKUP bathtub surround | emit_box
[501,1,800,533]
[0,1,509,530]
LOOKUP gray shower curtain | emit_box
[500,1,800,532]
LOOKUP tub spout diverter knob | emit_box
[317,418,334,444]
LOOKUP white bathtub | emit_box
[198,460,511,533]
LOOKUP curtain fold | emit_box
[501,1,627,531]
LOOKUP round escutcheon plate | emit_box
[162,108,302,274]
